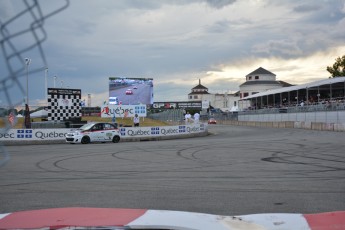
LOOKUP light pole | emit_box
[25,58,31,105]
[54,76,57,88]
[45,67,48,103]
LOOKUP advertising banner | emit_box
[118,124,206,138]
[153,101,202,109]
[202,100,210,109]
[0,123,206,141]
[0,129,71,141]
[101,105,147,118]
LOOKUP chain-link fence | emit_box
[147,109,185,124]
[0,0,69,167]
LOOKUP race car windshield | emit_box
[79,123,95,131]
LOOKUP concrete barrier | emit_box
[266,122,273,128]
[278,122,285,128]
[285,121,294,128]
[334,123,345,132]
[311,122,323,131]
[215,120,345,132]
[0,123,209,146]
[322,123,334,131]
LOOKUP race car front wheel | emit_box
[112,135,120,143]
[81,136,90,144]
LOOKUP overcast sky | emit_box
[1,0,345,107]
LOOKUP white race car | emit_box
[65,122,121,144]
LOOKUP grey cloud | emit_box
[293,4,322,13]
[252,39,303,57]
[292,1,345,24]
[205,0,237,9]
[206,20,230,33]
[205,18,253,33]
[119,0,238,10]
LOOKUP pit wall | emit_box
[0,123,208,145]
[215,120,345,132]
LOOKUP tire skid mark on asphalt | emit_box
[248,138,345,171]
[261,150,345,171]
[111,145,233,172]
[31,146,231,188]
[33,149,153,184]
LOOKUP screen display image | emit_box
[109,77,154,105]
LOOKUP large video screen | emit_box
[109,77,153,105]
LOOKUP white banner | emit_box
[101,105,147,118]
[202,100,209,109]
[118,124,206,138]
[0,129,71,141]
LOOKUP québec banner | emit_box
[101,105,147,118]
[0,124,206,141]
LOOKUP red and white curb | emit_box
[0,207,344,229]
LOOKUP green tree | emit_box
[327,55,345,77]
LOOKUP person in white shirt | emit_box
[184,112,192,124]
[193,112,200,123]
[133,114,140,127]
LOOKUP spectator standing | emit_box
[193,112,200,123]
[112,112,116,123]
[185,112,192,124]
[133,114,140,127]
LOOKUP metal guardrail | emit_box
[147,109,239,123]
[147,109,185,123]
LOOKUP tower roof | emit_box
[246,67,276,76]
[191,79,208,90]
[189,79,209,95]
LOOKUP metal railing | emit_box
[239,101,345,115]
[147,109,185,124]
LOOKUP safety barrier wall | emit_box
[0,123,208,145]
[238,110,345,123]
[216,120,345,132]
[231,110,345,132]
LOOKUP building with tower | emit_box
[239,67,293,99]
[187,67,292,112]
[188,79,240,112]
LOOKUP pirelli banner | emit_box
[0,123,207,141]
[153,101,202,109]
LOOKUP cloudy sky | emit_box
[1,0,345,107]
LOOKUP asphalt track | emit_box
[0,125,344,216]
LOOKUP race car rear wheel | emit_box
[81,136,90,144]
[112,135,120,143]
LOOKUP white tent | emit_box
[30,109,48,118]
